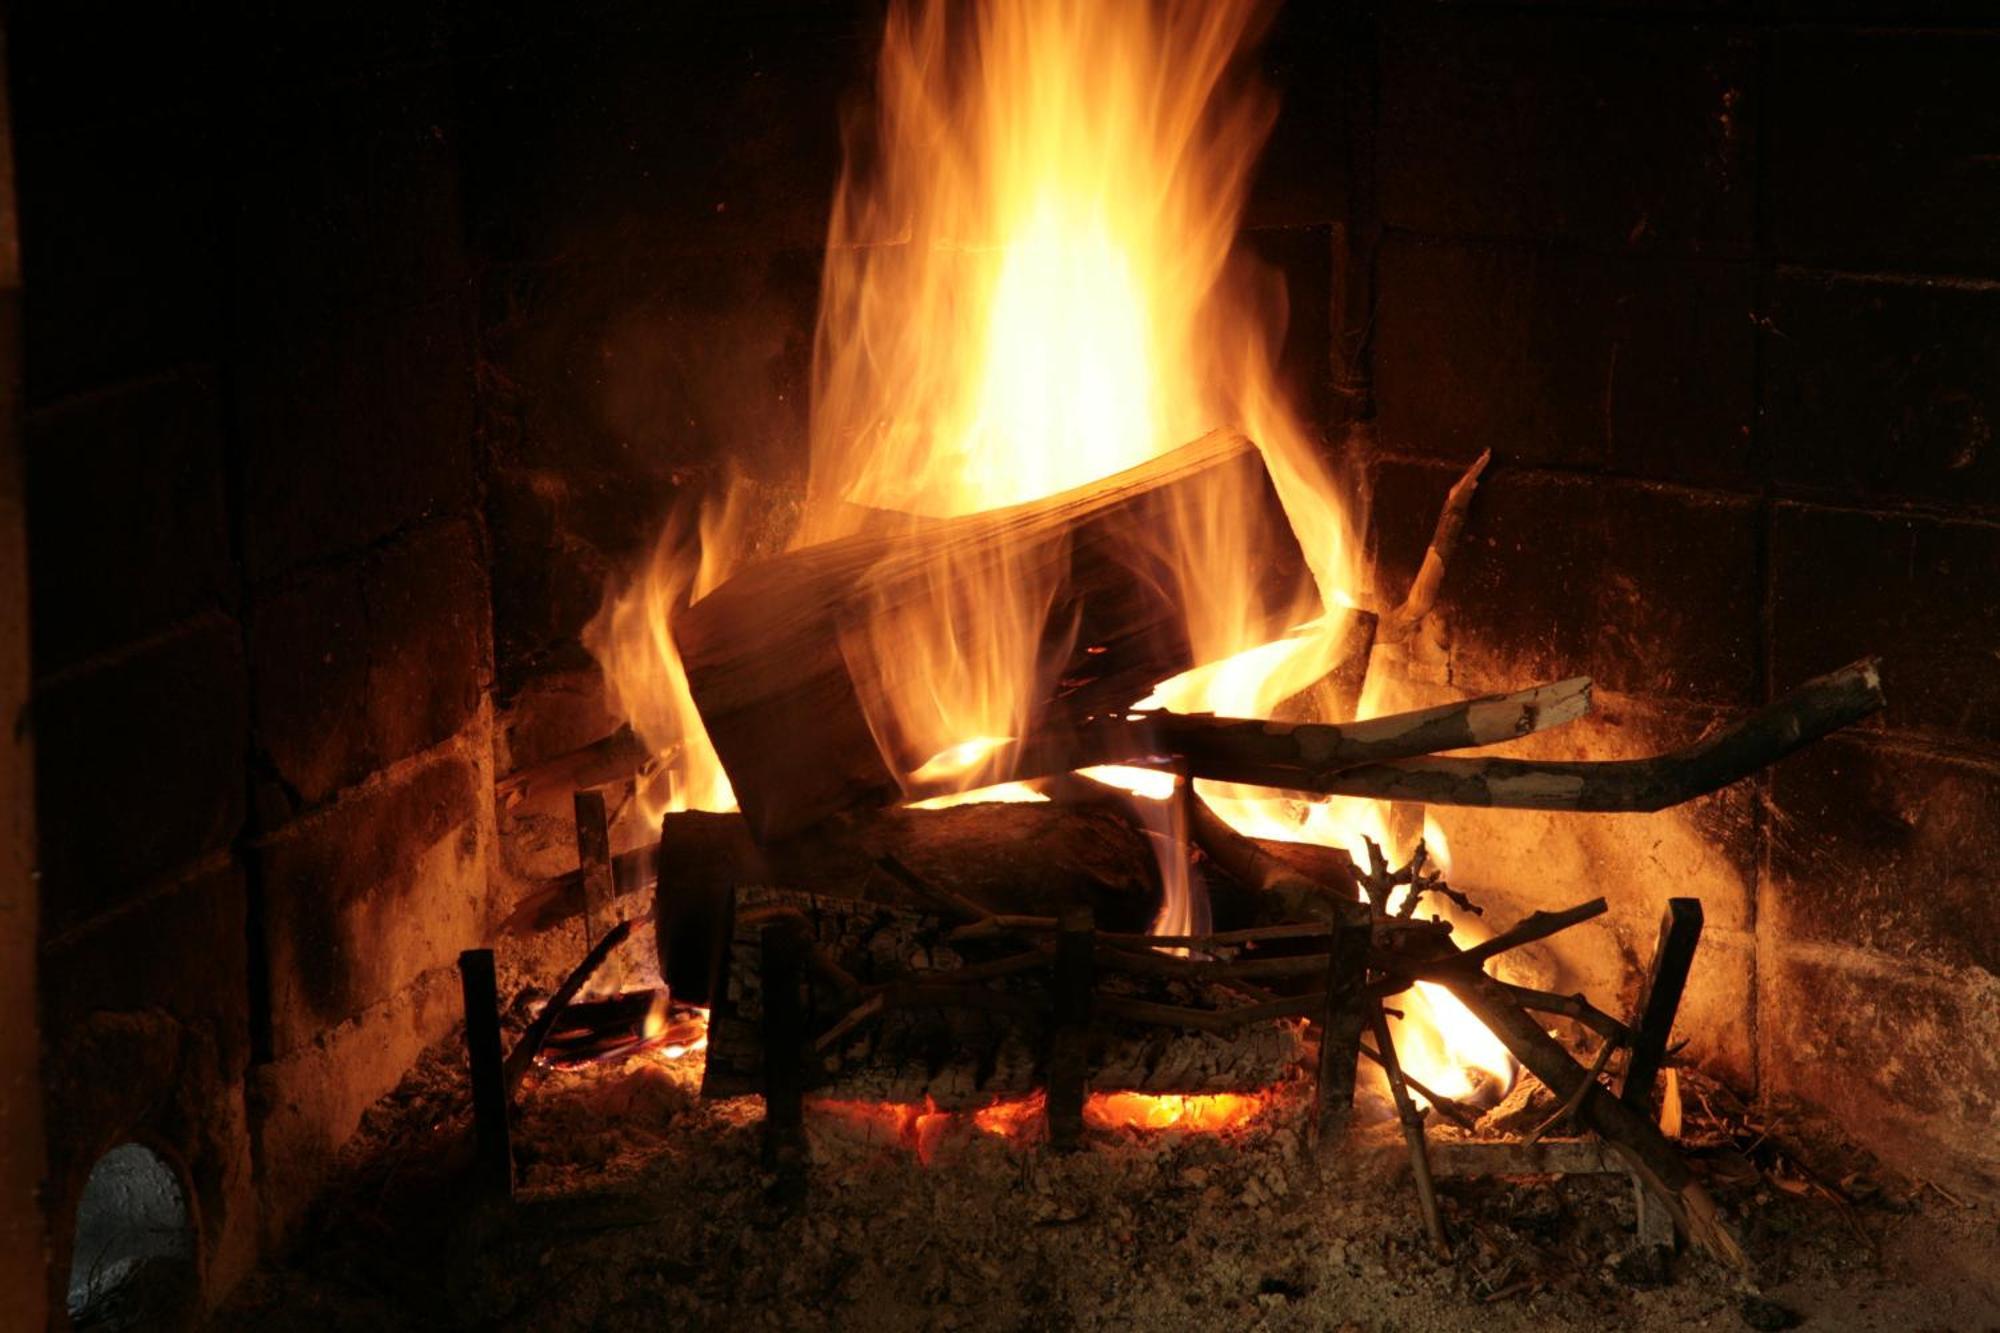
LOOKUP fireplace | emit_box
[3,1,1996,1328]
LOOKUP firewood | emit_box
[1134,675,1590,783]
[677,429,1312,839]
[702,886,1305,1106]
[1195,658,1883,813]
[1381,449,1490,642]
[653,802,1368,1006]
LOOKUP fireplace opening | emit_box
[5,0,1998,1328]
[66,1144,197,1331]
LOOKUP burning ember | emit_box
[588,0,1516,1113]
[815,1089,1277,1165]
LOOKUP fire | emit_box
[818,1089,1273,1161]
[590,0,1514,1118]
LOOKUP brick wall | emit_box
[9,1,494,1304]
[1353,4,2000,1188]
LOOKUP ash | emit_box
[215,1035,1999,1331]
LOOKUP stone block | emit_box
[458,25,858,265]
[1372,459,1762,706]
[24,368,234,673]
[253,747,487,1059]
[1375,235,1756,484]
[236,295,475,579]
[248,964,463,1244]
[1770,29,2000,276]
[1379,13,1754,255]
[39,863,257,1308]
[1767,734,2000,978]
[13,113,225,404]
[34,618,247,934]
[1762,948,2000,1188]
[1770,502,2000,748]
[249,518,487,811]
[1766,269,2000,513]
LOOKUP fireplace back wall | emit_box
[10,0,1997,1318]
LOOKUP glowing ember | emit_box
[816,1089,1273,1160]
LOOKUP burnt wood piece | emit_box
[703,886,1304,1107]
[1437,969,1748,1271]
[1312,906,1375,1153]
[1382,449,1490,642]
[760,918,809,1176]
[1046,907,1095,1150]
[1194,658,1883,811]
[653,804,1362,1005]
[495,725,650,820]
[1134,675,1590,783]
[1620,898,1705,1112]
[502,844,657,937]
[573,789,618,952]
[1372,899,1609,998]
[1371,1006,1449,1257]
[677,429,1313,839]
[501,919,634,1100]
[456,949,513,1204]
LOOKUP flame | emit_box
[592,0,1514,1111]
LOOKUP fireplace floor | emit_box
[209,1028,1999,1331]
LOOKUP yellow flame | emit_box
[591,0,1511,1106]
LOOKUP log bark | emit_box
[1142,676,1590,784]
[655,803,1365,1006]
[1193,658,1883,813]
[676,430,1312,839]
[702,886,1305,1107]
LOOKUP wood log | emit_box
[1137,676,1591,785]
[677,430,1313,839]
[1192,658,1884,813]
[1620,898,1704,1112]
[654,803,1364,1006]
[702,886,1305,1107]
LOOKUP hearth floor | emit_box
[215,1033,1999,1331]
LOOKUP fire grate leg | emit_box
[1046,905,1095,1150]
[457,948,514,1206]
[1312,906,1374,1156]
[1620,898,1704,1113]
[760,918,809,1181]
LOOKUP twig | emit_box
[502,918,635,1099]
[1524,1038,1618,1147]
[1191,659,1885,812]
[1373,1004,1450,1257]
[1383,449,1491,642]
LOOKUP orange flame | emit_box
[593,0,1512,1109]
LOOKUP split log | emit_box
[1136,675,1590,784]
[702,886,1305,1107]
[1192,658,1883,813]
[677,430,1312,839]
[654,803,1365,1006]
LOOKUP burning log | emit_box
[701,885,1306,1106]
[676,429,1312,839]
[653,802,1365,1007]
[1183,658,1884,813]
[1131,675,1591,784]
